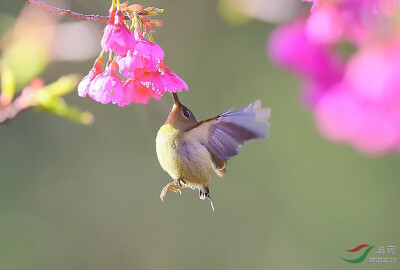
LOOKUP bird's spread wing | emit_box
[186,100,271,163]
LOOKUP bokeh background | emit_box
[0,0,399,269]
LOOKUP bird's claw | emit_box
[160,179,182,202]
[170,186,182,194]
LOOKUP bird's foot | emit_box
[199,186,214,211]
[199,186,210,200]
[160,179,182,202]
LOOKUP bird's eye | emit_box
[183,110,190,118]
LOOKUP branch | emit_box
[24,0,109,22]
[0,102,28,123]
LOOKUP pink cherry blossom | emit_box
[157,61,188,93]
[269,20,343,82]
[101,9,135,56]
[79,5,189,107]
[78,55,103,97]
[121,73,164,105]
[305,0,399,16]
[117,61,188,106]
[315,39,400,155]
[375,0,398,17]
[131,81,156,104]
[89,60,124,105]
[316,85,400,155]
[117,28,164,78]
[303,0,400,45]
[271,0,400,155]
[117,79,134,107]
[132,28,164,68]
[305,5,342,44]
[268,20,343,105]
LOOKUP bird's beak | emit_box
[172,93,180,107]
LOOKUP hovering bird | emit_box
[156,93,270,210]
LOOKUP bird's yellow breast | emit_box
[156,124,182,179]
[156,124,213,186]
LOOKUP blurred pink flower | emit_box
[305,5,342,44]
[270,0,400,155]
[316,39,400,155]
[305,0,399,15]
[89,60,124,105]
[316,86,400,155]
[374,0,398,17]
[268,19,343,105]
[303,0,400,45]
[78,55,103,97]
[101,9,135,56]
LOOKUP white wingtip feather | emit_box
[256,107,271,123]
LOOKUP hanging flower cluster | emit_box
[78,1,188,106]
[269,0,400,155]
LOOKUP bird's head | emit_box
[165,93,198,131]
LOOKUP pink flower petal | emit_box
[78,56,103,97]
[88,61,124,104]
[101,9,135,56]
[157,61,188,93]
[118,79,134,107]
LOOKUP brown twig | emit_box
[0,103,28,123]
[24,0,109,22]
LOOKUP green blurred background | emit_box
[0,0,399,269]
